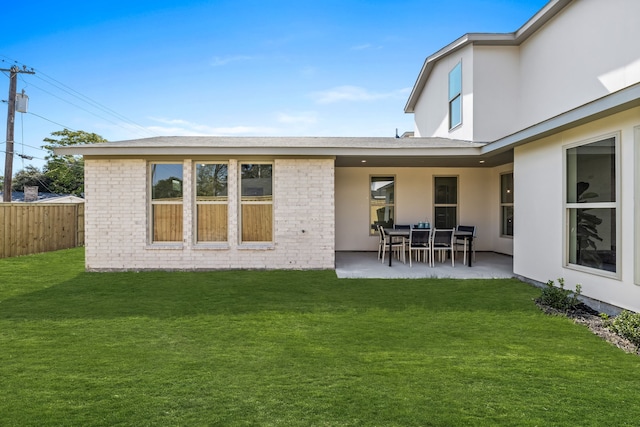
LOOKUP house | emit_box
[57,0,640,312]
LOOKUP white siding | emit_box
[413,0,640,142]
[517,0,640,131]
[514,106,640,312]
[413,44,474,140]
[335,165,513,255]
[472,46,520,142]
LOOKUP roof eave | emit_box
[482,82,640,155]
[404,0,572,113]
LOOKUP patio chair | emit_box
[408,228,431,267]
[377,225,405,264]
[431,228,455,267]
[455,225,476,266]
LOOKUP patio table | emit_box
[385,229,410,267]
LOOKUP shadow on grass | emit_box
[0,269,539,320]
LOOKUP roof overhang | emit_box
[56,136,512,168]
[404,0,572,113]
[483,82,640,156]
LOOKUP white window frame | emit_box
[448,61,462,130]
[239,162,274,244]
[500,172,514,238]
[194,162,229,244]
[149,162,184,245]
[563,132,620,279]
[433,176,458,229]
[369,175,395,235]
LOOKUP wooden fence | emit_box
[0,203,85,259]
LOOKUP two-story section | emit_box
[406,0,640,143]
[405,0,640,312]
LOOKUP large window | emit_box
[501,172,514,237]
[566,136,618,274]
[240,163,273,242]
[195,163,228,242]
[370,176,395,235]
[448,61,462,129]
[150,163,183,242]
[434,176,457,229]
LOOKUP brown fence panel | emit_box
[0,203,83,259]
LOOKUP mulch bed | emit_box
[535,301,640,356]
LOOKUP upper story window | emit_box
[150,163,183,243]
[448,62,462,130]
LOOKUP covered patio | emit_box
[335,251,513,279]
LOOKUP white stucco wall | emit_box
[413,44,474,140]
[472,46,520,142]
[335,165,513,255]
[412,0,640,142]
[514,107,640,312]
[84,157,335,271]
[517,0,640,131]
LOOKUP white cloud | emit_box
[275,111,317,125]
[210,55,254,67]
[147,117,276,136]
[351,43,382,51]
[311,85,411,104]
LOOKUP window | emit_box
[370,176,395,235]
[500,172,514,237]
[195,163,228,242]
[448,62,462,129]
[240,163,273,242]
[434,176,457,228]
[565,136,618,274]
[150,163,183,242]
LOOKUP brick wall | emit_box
[84,158,335,271]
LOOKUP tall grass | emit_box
[1,248,639,426]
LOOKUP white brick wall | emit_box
[84,158,335,271]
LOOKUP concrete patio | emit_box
[335,251,514,279]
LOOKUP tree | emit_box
[42,129,106,196]
[12,165,51,192]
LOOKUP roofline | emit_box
[482,82,640,155]
[404,0,572,113]
[56,139,484,158]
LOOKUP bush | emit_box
[537,278,582,311]
[607,310,640,349]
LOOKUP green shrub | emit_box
[608,310,640,349]
[537,278,582,311]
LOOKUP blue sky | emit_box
[2,0,547,174]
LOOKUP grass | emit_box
[1,248,640,426]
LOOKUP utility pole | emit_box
[2,65,35,202]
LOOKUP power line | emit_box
[1,56,158,139]
[27,111,77,133]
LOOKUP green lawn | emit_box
[1,248,639,426]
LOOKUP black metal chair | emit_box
[431,228,455,267]
[408,228,431,267]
